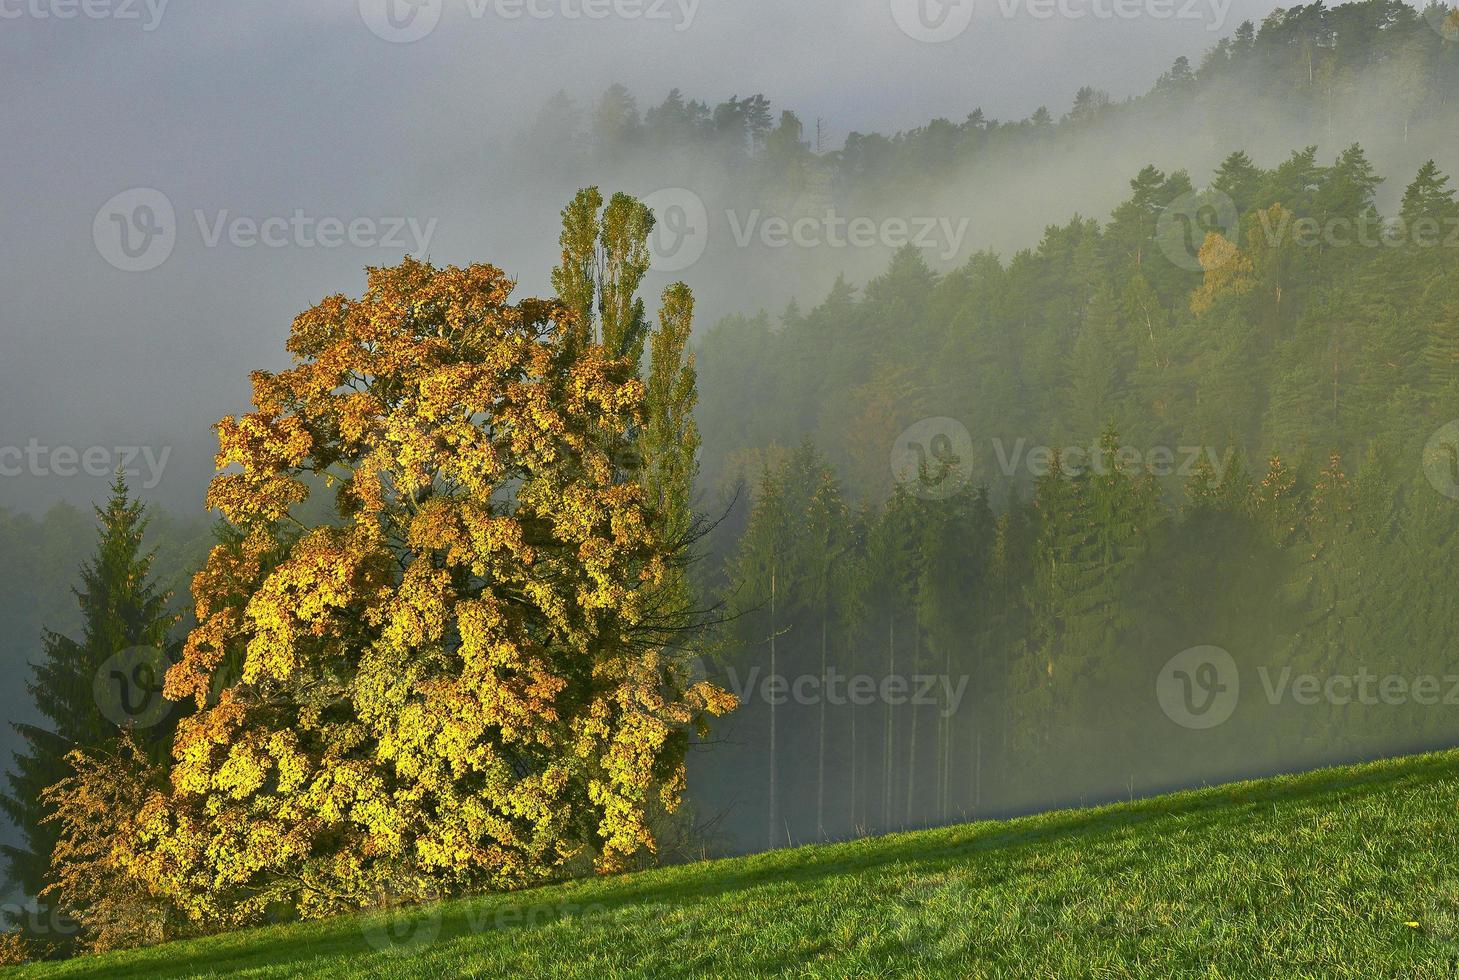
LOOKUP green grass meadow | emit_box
[13,750,1459,978]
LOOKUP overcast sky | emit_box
[0,0,1290,515]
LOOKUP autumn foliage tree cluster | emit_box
[40,192,733,944]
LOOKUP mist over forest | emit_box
[4,0,1459,963]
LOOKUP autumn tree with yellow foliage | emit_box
[45,195,733,937]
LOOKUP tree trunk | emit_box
[905,605,919,827]
[850,637,859,833]
[975,731,982,812]
[905,700,918,826]
[817,611,826,840]
[883,617,894,829]
[768,566,777,850]
[941,646,952,820]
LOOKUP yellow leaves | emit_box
[37,736,179,953]
[267,731,310,794]
[215,735,272,800]
[205,473,309,526]
[406,498,531,576]
[152,255,733,924]
[690,681,740,719]
[390,559,455,641]
[167,608,236,706]
[242,526,386,685]
[1189,232,1255,316]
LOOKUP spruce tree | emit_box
[0,475,176,945]
[1400,160,1459,228]
[1212,150,1265,215]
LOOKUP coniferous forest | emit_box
[4,0,1459,967]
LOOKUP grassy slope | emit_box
[12,750,1459,979]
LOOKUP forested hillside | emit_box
[659,5,1459,852]
[514,0,1459,321]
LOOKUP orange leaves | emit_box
[242,526,389,685]
[214,413,314,472]
[205,473,309,525]
[167,607,237,706]
[1189,232,1256,316]
[379,560,453,653]
[147,251,730,924]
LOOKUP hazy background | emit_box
[0,0,1292,516]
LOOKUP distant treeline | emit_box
[689,140,1459,849]
[523,0,1459,197]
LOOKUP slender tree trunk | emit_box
[998,641,1008,810]
[905,606,918,827]
[883,617,894,829]
[850,637,858,833]
[817,609,826,840]
[906,702,918,826]
[941,646,952,820]
[768,566,777,850]
[935,691,945,820]
[975,731,982,812]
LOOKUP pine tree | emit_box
[1212,150,1265,215]
[1064,284,1132,430]
[801,463,848,840]
[724,465,791,848]
[1316,144,1382,227]
[1400,160,1459,228]
[0,475,176,948]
